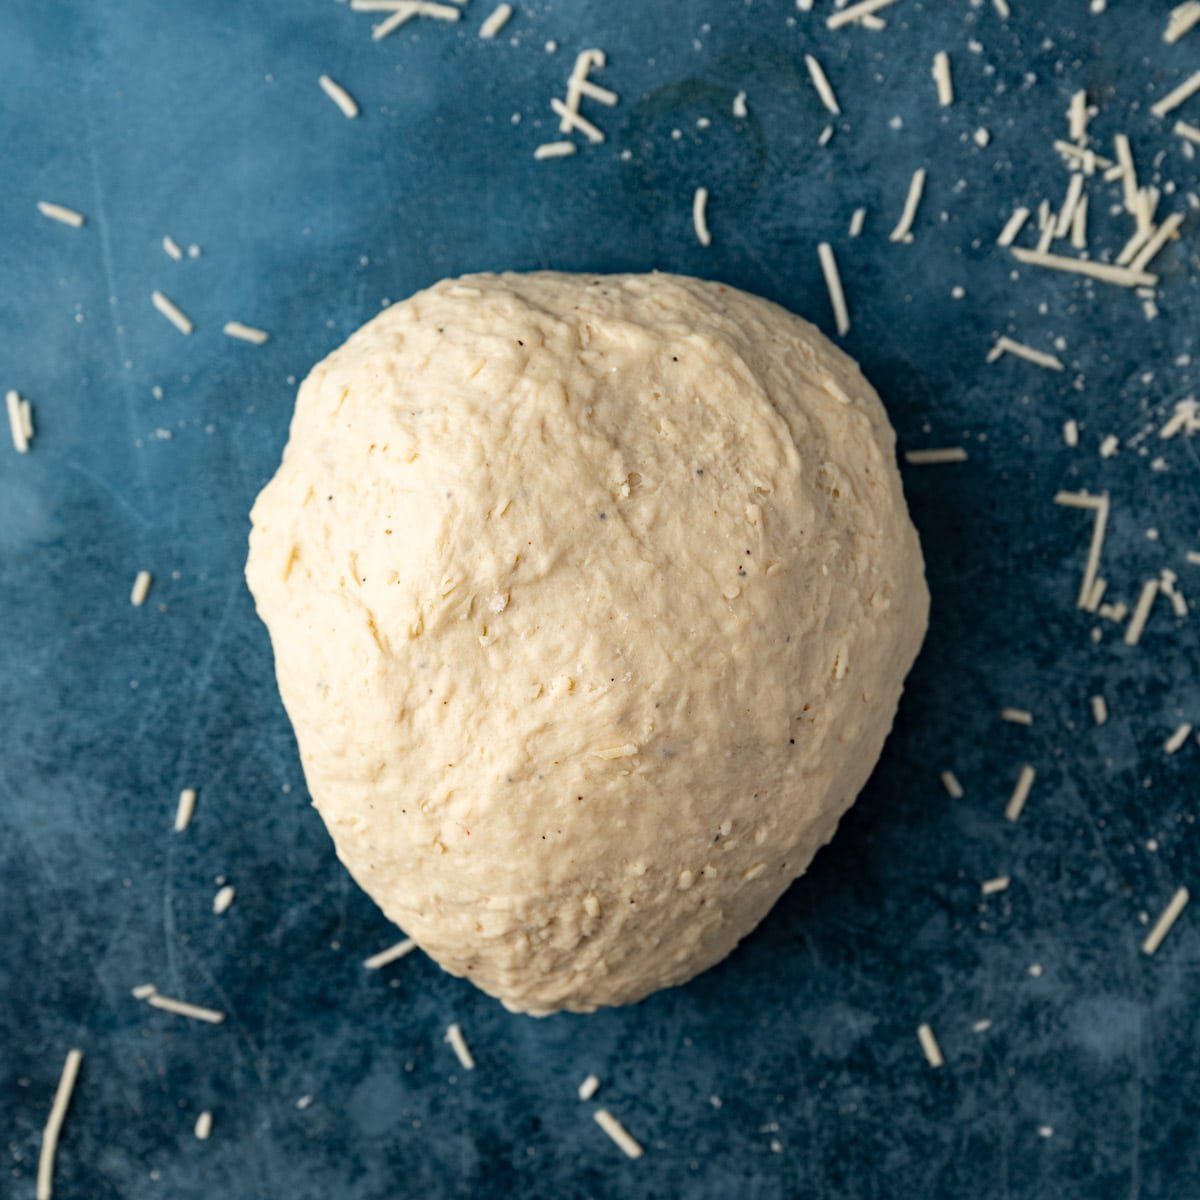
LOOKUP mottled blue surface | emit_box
[3,1,1199,1197]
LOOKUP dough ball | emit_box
[246,272,928,1014]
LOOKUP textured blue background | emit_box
[3,1,1198,1197]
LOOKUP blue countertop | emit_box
[2,1,1198,1197]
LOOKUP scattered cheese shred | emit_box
[1151,70,1200,119]
[130,570,153,607]
[932,51,953,107]
[1188,551,1200,566]
[940,770,964,799]
[1010,246,1156,288]
[1124,579,1160,646]
[1063,418,1080,447]
[693,187,712,247]
[1166,2,1200,43]
[145,993,226,1024]
[1071,194,1089,250]
[194,1111,213,1141]
[356,0,461,40]
[445,1022,475,1070]
[1005,765,1036,822]
[917,1023,944,1068]
[7,389,30,454]
[997,207,1030,247]
[1175,120,1200,145]
[817,242,850,336]
[904,447,968,465]
[534,141,577,160]
[733,91,748,119]
[1053,490,1110,610]
[175,788,197,833]
[1001,708,1033,725]
[213,885,236,915]
[805,54,841,115]
[223,321,271,346]
[1090,694,1108,725]
[36,1048,83,1200]
[151,290,194,335]
[987,336,1064,372]
[1055,172,1085,237]
[827,0,900,29]
[849,207,867,238]
[593,1109,644,1158]
[551,97,604,143]
[992,0,1010,16]
[889,168,927,243]
[318,75,359,119]
[37,201,86,229]
[1164,723,1193,754]
[1130,212,1186,274]
[981,876,1011,895]
[1068,89,1089,142]
[363,938,417,969]
[578,1074,601,1101]
[1142,887,1189,955]
[478,3,512,38]
[162,235,183,261]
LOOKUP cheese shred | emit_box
[932,52,953,107]
[1164,723,1193,755]
[1124,579,1160,646]
[693,187,712,247]
[363,938,417,969]
[1010,246,1156,288]
[1053,490,1110,610]
[534,141,577,160]
[175,788,197,833]
[145,993,226,1024]
[917,1023,944,1068]
[817,243,850,336]
[805,54,841,115]
[478,3,512,37]
[130,570,153,607]
[36,1048,83,1200]
[224,321,270,345]
[987,336,1064,372]
[1142,887,1189,955]
[904,447,968,465]
[578,1074,601,1101]
[1090,695,1108,725]
[593,1109,645,1158]
[889,168,927,243]
[318,75,359,119]
[37,201,86,229]
[940,770,964,799]
[151,291,194,335]
[1151,70,1200,118]
[1005,765,1036,823]
[445,1023,475,1069]
[7,389,30,454]
[826,0,900,29]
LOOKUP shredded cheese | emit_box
[130,570,153,607]
[1131,212,1186,274]
[131,983,157,999]
[932,51,953,107]
[1124,579,1160,645]
[940,770,964,799]
[151,290,193,335]
[733,91,748,118]
[534,141,577,160]
[194,1110,213,1140]
[849,207,867,238]
[1164,723,1193,754]
[889,168,926,243]
[1166,2,1200,43]
[981,876,1011,895]
[1010,245,1157,289]
[36,1048,83,1200]
[986,336,1064,371]
[162,235,183,261]
[445,1022,475,1070]
[478,3,512,38]
[1151,70,1200,118]
[1001,708,1033,725]
[1188,551,1200,566]
[145,993,226,1024]
[37,201,86,229]
[363,938,417,969]
[223,321,270,345]
[693,187,712,247]
[213,885,236,914]
[1090,694,1108,725]
[7,389,29,454]
[1175,120,1200,145]
[997,207,1030,247]
[1052,490,1109,610]
[1005,765,1036,822]
[1055,173,1085,237]
[318,75,359,119]
[993,0,1010,15]
[175,788,197,832]
[826,0,900,29]
[805,54,840,115]
[1068,89,1089,142]
[916,1023,944,1068]
[1142,887,1189,955]
[904,447,968,465]
[1071,194,1089,249]
[551,98,604,143]
[578,1074,601,1101]
[593,1109,644,1158]
[1063,418,1079,447]
[817,243,850,336]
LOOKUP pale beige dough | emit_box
[246,272,928,1014]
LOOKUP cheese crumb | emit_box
[733,91,748,118]
[917,1023,944,1068]
[593,1109,644,1158]
[1090,695,1108,725]
[1010,246,1155,288]
[445,1022,475,1070]
[981,876,1011,895]
[7,390,30,454]
[194,1111,213,1141]
[1063,419,1079,447]
[318,75,359,119]
[130,570,153,607]
[363,938,417,969]
[693,187,712,247]
[1001,707,1033,726]
[940,770,964,799]
[36,1048,84,1200]
[1005,765,1036,822]
[578,1074,601,1101]
[212,884,236,915]
[1142,887,1189,955]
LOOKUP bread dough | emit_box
[246,272,928,1014]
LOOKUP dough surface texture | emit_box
[246,271,928,1014]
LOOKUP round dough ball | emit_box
[246,272,928,1014]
